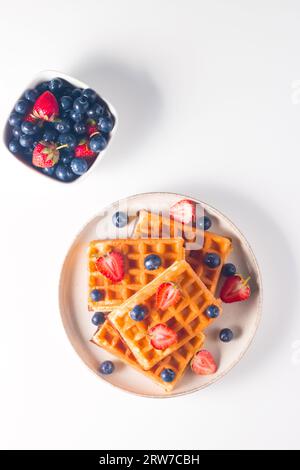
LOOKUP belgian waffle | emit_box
[88,238,185,312]
[92,321,205,392]
[108,259,222,370]
[133,210,232,293]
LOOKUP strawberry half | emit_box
[75,140,96,158]
[170,199,196,224]
[220,275,251,303]
[32,141,59,168]
[95,251,124,283]
[191,350,217,375]
[148,324,178,350]
[156,282,181,310]
[32,91,59,121]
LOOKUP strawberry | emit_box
[170,199,196,224]
[87,119,100,137]
[156,282,181,310]
[220,275,251,303]
[75,140,96,158]
[24,106,37,123]
[32,91,59,121]
[148,324,178,350]
[95,251,124,283]
[32,141,59,168]
[191,350,217,375]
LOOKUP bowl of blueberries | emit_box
[3,71,117,183]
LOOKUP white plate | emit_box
[59,192,262,398]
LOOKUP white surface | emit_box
[0,0,299,450]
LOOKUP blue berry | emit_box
[203,252,221,269]
[9,112,22,127]
[12,127,22,138]
[8,139,21,154]
[99,360,114,375]
[73,96,89,114]
[60,149,73,164]
[58,133,77,150]
[86,102,105,119]
[130,305,147,321]
[19,134,34,148]
[43,127,58,142]
[98,115,114,133]
[70,158,88,175]
[55,164,75,182]
[112,211,128,228]
[160,368,175,382]
[36,81,49,93]
[222,263,236,277]
[89,134,107,152]
[82,88,97,103]
[74,121,86,135]
[90,289,103,302]
[42,166,56,176]
[15,99,28,114]
[71,88,82,99]
[55,119,71,134]
[144,254,162,271]
[219,328,234,342]
[205,304,220,319]
[24,89,39,102]
[49,78,64,92]
[91,312,106,326]
[60,96,73,111]
[197,215,212,231]
[70,109,83,122]
[21,121,38,136]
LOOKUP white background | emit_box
[0,0,299,450]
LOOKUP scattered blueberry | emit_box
[91,312,106,326]
[9,112,22,127]
[74,121,86,135]
[24,89,39,102]
[54,119,71,134]
[99,360,114,375]
[160,368,175,383]
[12,127,22,139]
[90,289,103,302]
[36,81,49,93]
[43,127,58,142]
[70,157,88,175]
[71,88,82,99]
[130,305,147,321]
[14,99,28,114]
[197,215,212,231]
[205,304,220,319]
[73,96,89,114]
[58,133,77,150]
[89,134,107,152]
[222,263,237,277]
[203,252,221,269]
[86,102,105,119]
[98,115,114,133]
[144,254,162,271]
[112,211,128,228]
[55,164,75,182]
[8,139,21,154]
[19,134,34,148]
[219,328,234,342]
[82,88,97,103]
[49,77,64,92]
[60,96,73,111]
[69,109,83,122]
[60,149,73,164]
[21,121,38,136]
[42,166,56,176]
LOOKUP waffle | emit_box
[108,259,222,370]
[88,238,184,312]
[92,321,205,392]
[133,210,232,293]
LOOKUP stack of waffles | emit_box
[90,209,232,392]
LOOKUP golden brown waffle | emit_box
[133,210,232,293]
[88,238,185,312]
[92,321,205,392]
[109,259,222,370]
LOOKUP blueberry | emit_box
[12,127,22,138]
[43,127,58,142]
[19,134,34,148]
[99,360,114,375]
[14,99,28,115]
[222,263,236,277]
[205,304,220,319]
[130,305,147,321]
[24,89,39,102]
[60,96,73,111]
[42,166,56,176]
[9,112,22,127]
[112,211,128,228]
[70,158,88,175]
[203,252,221,269]
[60,149,74,164]
[90,289,103,302]
[74,121,86,135]
[89,134,107,152]
[160,368,175,383]
[86,102,105,119]
[49,77,64,92]
[55,164,75,182]
[98,115,114,133]
[144,254,162,271]
[73,96,89,114]
[70,109,83,122]
[21,121,38,136]
[58,133,77,150]
[82,88,97,103]
[197,215,212,231]
[91,312,106,326]
[71,88,82,99]
[54,119,71,134]
[219,328,234,343]
[8,139,21,154]
[36,81,49,93]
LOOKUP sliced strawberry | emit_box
[87,119,100,137]
[32,141,59,168]
[95,251,124,283]
[220,275,251,303]
[148,323,177,350]
[32,91,59,121]
[156,282,181,310]
[191,350,217,375]
[75,140,96,158]
[170,199,196,224]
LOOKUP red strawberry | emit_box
[32,91,59,121]
[170,199,196,224]
[24,107,37,123]
[148,324,178,350]
[87,119,100,137]
[32,141,59,168]
[75,140,96,158]
[220,275,251,303]
[95,251,124,283]
[191,350,217,375]
[156,282,181,310]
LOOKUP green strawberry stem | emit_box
[56,144,69,150]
